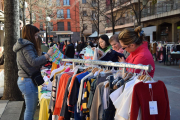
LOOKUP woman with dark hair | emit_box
[99,34,112,52]
[13,24,53,120]
[57,41,61,50]
[118,26,155,77]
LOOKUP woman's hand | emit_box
[98,50,103,57]
[45,47,53,60]
[91,47,96,51]
[47,47,53,56]
[118,56,125,62]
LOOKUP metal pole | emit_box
[46,23,48,44]
[48,22,50,42]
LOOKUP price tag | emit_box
[149,101,158,115]
[149,84,152,88]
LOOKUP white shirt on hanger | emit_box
[113,76,141,120]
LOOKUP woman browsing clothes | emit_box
[109,34,130,58]
[13,24,53,120]
[118,26,155,77]
[92,34,112,57]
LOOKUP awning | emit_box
[89,31,98,37]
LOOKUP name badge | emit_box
[149,101,158,115]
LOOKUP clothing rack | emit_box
[61,59,152,72]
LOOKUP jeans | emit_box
[17,77,38,120]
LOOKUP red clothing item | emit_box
[53,72,73,115]
[126,41,155,77]
[130,81,170,120]
[63,45,66,54]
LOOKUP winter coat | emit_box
[13,38,47,77]
[76,44,82,52]
[65,43,75,58]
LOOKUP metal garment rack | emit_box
[61,59,152,72]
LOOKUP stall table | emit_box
[38,87,50,120]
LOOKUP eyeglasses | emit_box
[122,45,130,50]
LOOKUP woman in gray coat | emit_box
[13,24,53,120]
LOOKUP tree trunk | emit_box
[97,0,100,36]
[110,0,115,35]
[2,0,23,100]
[23,0,26,26]
[30,0,33,24]
[138,0,141,26]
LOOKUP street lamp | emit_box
[45,17,51,44]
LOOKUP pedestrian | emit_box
[13,24,53,120]
[63,40,67,55]
[76,41,82,58]
[118,26,155,77]
[109,34,130,58]
[65,40,75,58]
[93,34,112,57]
[57,41,61,50]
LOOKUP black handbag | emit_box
[18,61,44,86]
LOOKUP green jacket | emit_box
[101,45,112,53]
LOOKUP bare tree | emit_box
[101,0,129,34]
[2,0,23,100]
[128,0,156,26]
[86,0,106,36]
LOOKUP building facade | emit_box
[105,0,180,43]
[79,0,106,41]
[29,0,80,43]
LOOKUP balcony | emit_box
[106,17,134,28]
[142,1,180,18]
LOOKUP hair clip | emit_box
[140,30,144,36]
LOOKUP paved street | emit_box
[153,62,180,120]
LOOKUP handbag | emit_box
[18,61,44,86]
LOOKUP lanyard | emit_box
[149,84,153,101]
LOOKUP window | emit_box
[68,22,71,31]
[32,13,36,21]
[56,0,60,6]
[92,24,96,33]
[40,23,43,31]
[83,24,87,30]
[63,0,70,5]
[67,9,70,18]
[57,22,64,31]
[39,9,42,19]
[83,11,87,16]
[82,0,86,4]
[92,10,96,20]
[50,22,53,31]
[57,9,64,18]
[49,0,52,6]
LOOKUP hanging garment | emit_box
[90,82,105,120]
[113,77,140,120]
[130,81,170,120]
[68,72,89,113]
[59,77,73,120]
[87,79,97,110]
[54,72,73,115]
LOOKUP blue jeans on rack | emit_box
[17,77,38,120]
